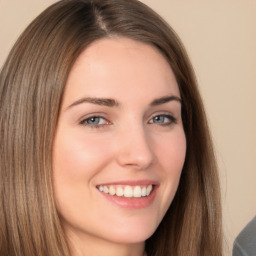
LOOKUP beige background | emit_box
[0,0,255,255]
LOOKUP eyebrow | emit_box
[66,95,181,110]
[150,95,182,106]
[66,97,119,109]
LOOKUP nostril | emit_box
[114,127,155,169]
[115,147,154,169]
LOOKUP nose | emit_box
[115,125,155,170]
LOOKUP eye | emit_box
[80,116,110,128]
[149,114,177,126]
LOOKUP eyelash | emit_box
[79,116,110,129]
[79,114,177,129]
[149,114,177,126]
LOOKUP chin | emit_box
[99,218,159,244]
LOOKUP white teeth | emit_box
[146,185,153,196]
[116,187,124,196]
[124,186,133,197]
[109,186,116,195]
[133,186,142,198]
[103,186,109,194]
[141,187,147,196]
[98,184,154,198]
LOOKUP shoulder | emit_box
[233,216,256,256]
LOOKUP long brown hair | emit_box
[0,0,223,255]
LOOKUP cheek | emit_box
[52,129,115,223]
[53,129,113,180]
[166,132,186,188]
[154,130,186,208]
[155,129,186,172]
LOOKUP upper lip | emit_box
[96,180,159,187]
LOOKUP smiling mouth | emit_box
[97,185,154,198]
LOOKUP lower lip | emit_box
[98,186,158,209]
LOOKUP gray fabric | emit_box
[233,216,256,256]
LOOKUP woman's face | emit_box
[53,37,186,250]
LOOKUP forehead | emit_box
[63,37,180,105]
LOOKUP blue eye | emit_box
[80,116,109,127]
[149,114,176,125]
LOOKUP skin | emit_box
[53,37,186,256]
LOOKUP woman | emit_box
[0,0,223,255]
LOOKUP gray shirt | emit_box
[233,216,256,256]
